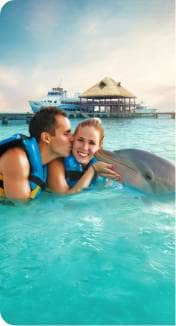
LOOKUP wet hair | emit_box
[74,118,104,143]
[29,107,67,141]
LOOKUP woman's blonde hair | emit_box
[74,118,104,144]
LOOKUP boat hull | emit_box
[29,101,61,113]
[29,101,80,114]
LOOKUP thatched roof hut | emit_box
[80,77,135,98]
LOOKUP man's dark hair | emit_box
[29,107,67,141]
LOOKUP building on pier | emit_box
[79,77,136,114]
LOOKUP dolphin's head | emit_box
[96,149,175,194]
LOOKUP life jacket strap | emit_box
[0,174,5,197]
[30,175,46,190]
[30,185,41,199]
[65,170,84,181]
[0,179,3,188]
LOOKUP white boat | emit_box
[29,86,77,113]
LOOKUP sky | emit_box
[0,0,174,112]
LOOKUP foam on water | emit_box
[0,118,175,324]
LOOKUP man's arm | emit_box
[2,148,31,200]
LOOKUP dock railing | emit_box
[0,111,175,124]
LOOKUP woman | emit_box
[47,118,121,194]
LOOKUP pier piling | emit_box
[2,116,8,125]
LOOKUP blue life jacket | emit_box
[64,154,97,188]
[0,134,47,199]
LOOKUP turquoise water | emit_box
[0,118,175,325]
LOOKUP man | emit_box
[0,107,72,200]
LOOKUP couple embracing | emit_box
[0,107,121,200]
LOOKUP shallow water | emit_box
[0,118,175,325]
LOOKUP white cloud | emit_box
[0,54,174,113]
[0,66,20,87]
[0,65,40,112]
[0,5,174,113]
[0,64,66,112]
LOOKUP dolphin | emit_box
[96,149,175,194]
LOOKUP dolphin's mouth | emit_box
[96,151,137,173]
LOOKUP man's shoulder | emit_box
[1,147,30,172]
[3,146,27,158]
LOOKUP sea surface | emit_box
[0,117,175,325]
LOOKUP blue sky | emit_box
[0,0,174,112]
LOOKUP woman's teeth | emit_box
[78,151,88,157]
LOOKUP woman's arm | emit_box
[47,159,121,195]
[47,159,70,194]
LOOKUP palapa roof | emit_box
[80,77,135,98]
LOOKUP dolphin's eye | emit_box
[145,173,152,180]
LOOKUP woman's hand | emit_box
[92,161,122,181]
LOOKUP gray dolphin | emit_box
[96,149,175,194]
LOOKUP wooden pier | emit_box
[0,111,175,124]
[0,113,33,125]
[79,111,175,119]
[154,112,175,119]
[132,111,175,119]
[0,112,86,124]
